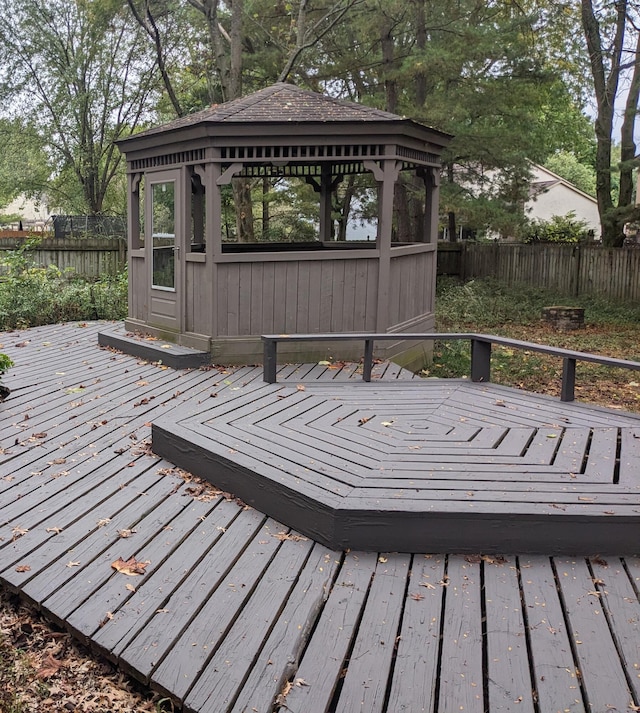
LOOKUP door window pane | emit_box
[152,181,175,289]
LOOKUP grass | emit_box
[428,277,640,412]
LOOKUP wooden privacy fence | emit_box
[0,234,126,278]
[437,242,640,301]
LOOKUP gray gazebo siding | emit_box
[118,84,450,366]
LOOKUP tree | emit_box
[544,151,596,196]
[313,0,593,241]
[581,0,640,246]
[0,0,160,215]
[0,119,52,210]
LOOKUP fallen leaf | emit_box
[273,532,307,542]
[66,561,80,568]
[97,518,111,527]
[15,564,31,572]
[296,384,306,391]
[381,421,394,426]
[410,592,425,601]
[32,432,47,439]
[136,380,149,386]
[12,526,28,540]
[99,612,114,627]
[419,581,436,589]
[482,554,508,565]
[117,528,136,538]
[378,556,388,563]
[125,583,136,592]
[46,527,63,534]
[111,556,150,576]
[161,344,172,349]
[37,653,64,679]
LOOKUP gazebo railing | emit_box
[261,332,640,402]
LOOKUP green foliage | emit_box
[0,118,52,210]
[436,276,640,331]
[0,352,12,374]
[431,277,640,405]
[435,277,553,329]
[521,212,592,244]
[0,243,127,329]
[543,151,596,197]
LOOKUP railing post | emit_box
[471,339,492,383]
[363,338,374,382]
[263,338,277,383]
[561,357,576,402]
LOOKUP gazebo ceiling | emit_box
[119,82,451,157]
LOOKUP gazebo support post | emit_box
[373,154,401,332]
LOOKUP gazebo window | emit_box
[130,174,144,249]
[333,173,378,242]
[190,169,206,253]
[259,177,319,242]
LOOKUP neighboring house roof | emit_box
[528,179,558,198]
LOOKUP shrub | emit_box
[521,212,592,244]
[0,241,127,329]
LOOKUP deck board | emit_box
[0,322,639,712]
[555,557,635,711]
[484,559,536,712]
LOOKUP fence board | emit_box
[0,235,126,278]
[438,243,640,302]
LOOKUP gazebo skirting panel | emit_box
[127,242,436,366]
[153,378,640,555]
[1,324,640,712]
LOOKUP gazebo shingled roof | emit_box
[130,82,425,138]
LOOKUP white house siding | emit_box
[527,165,600,239]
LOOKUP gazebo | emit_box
[115,83,451,367]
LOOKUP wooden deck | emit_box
[0,322,639,712]
[153,376,640,554]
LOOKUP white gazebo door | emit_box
[147,170,182,332]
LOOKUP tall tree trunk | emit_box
[229,0,243,99]
[381,14,397,113]
[335,175,356,241]
[414,0,426,108]
[126,0,184,117]
[447,163,457,242]
[581,0,625,246]
[619,30,640,208]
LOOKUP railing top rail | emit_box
[261,332,640,372]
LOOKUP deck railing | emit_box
[261,332,640,402]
